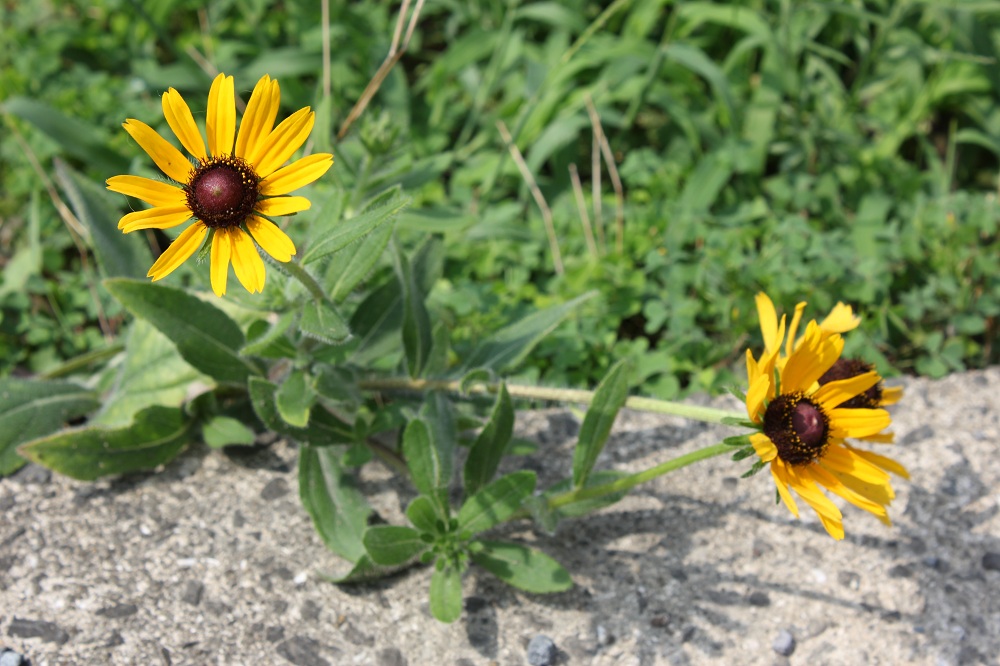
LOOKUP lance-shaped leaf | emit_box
[248,377,354,445]
[419,392,456,494]
[572,360,629,489]
[391,240,432,378]
[402,419,449,510]
[19,405,191,481]
[463,383,515,496]
[349,279,403,367]
[362,525,427,566]
[299,445,371,562]
[460,291,597,372]
[0,378,100,476]
[326,220,394,302]
[322,553,412,584]
[472,541,572,593]
[429,564,464,623]
[457,470,536,536]
[55,160,151,279]
[302,187,409,264]
[241,311,298,359]
[300,299,351,344]
[105,278,254,385]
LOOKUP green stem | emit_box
[547,442,732,510]
[357,377,743,425]
[283,259,328,302]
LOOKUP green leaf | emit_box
[2,97,127,173]
[723,434,751,448]
[362,525,427,566]
[721,416,756,429]
[0,378,100,476]
[105,278,253,385]
[348,279,403,367]
[54,160,152,280]
[463,383,515,496]
[731,446,756,462]
[202,415,256,449]
[460,291,597,372]
[299,445,371,562]
[300,299,352,344]
[326,220,394,302]
[302,188,409,264]
[392,239,433,378]
[406,495,443,534]
[323,553,412,584]
[471,541,572,593]
[248,377,354,445]
[93,319,208,428]
[19,405,191,481]
[402,419,449,509]
[429,564,464,623]
[276,369,316,428]
[572,360,630,489]
[419,392,456,493]
[457,470,536,536]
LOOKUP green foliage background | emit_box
[2,0,998,395]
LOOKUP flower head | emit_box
[107,74,333,295]
[745,320,908,540]
[756,291,860,360]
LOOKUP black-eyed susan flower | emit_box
[745,320,907,540]
[107,73,333,296]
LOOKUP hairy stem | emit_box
[357,377,743,425]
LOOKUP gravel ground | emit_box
[1,367,998,666]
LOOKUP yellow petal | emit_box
[147,222,207,281]
[781,325,842,394]
[860,431,896,444]
[745,373,770,424]
[828,407,891,439]
[210,228,232,297]
[107,175,186,206]
[236,75,281,160]
[230,229,266,293]
[881,386,903,406]
[162,88,207,160]
[750,432,776,462]
[255,196,311,217]
[813,371,881,412]
[251,107,315,177]
[206,73,236,157]
[259,153,334,196]
[770,462,799,518]
[820,302,861,334]
[755,292,779,353]
[786,301,806,357]
[247,216,296,262]
[122,119,193,184]
[820,444,891,487]
[809,464,890,524]
[118,205,193,233]
[787,466,845,539]
[847,447,909,480]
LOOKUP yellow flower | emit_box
[745,321,908,540]
[107,74,333,296]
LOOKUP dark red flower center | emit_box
[818,358,882,409]
[762,392,830,465]
[186,156,259,229]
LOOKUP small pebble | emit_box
[595,624,612,646]
[982,552,1000,572]
[772,629,795,656]
[527,634,557,666]
[0,649,27,666]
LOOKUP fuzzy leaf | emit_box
[457,470,536,536]
[300,299,351,344]
[471,540,572,593]
[463,383,514,496]
[362,525,427,566]
[429,564,464,623]
[299,445,371,562]
[19,405,191,481]
[392,240,433,378]
[202,415,256,449]
[302,187,409,264]
[572,360,630,488]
